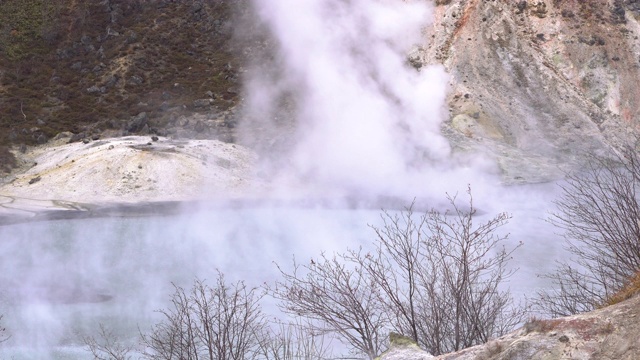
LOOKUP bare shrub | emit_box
[270,253,388,359]
[474,340,504,360]
[362,187,525,355]
[603,270,640,307]
[257,318,334,360]
[83,323,134,360]
[141,272,266,360]
[537,146,640,316]
[272,187,525,357]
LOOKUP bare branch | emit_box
[365,186,524,355]
[270,187,525,357]
[20,101,26,122]
[537,146,640,316]
[256,318,335,360]
[269,253,389,359]
[83,324,134,360]
[140,272,266,360]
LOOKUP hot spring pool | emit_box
[0,185,564,359]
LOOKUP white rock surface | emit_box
[0,136,264,217]
[379,333,436,360]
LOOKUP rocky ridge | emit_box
[379,295,640,360]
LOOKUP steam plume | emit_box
[241,0,494,201]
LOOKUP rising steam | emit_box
[241,0,494,200]
[0,1,564,359]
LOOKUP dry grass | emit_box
[523,317,563,334]
[0,147,17,174]
[602,270,640,307]
[475,340,503,360]
[523,316,614,341]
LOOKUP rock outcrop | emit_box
[379,333,436,360]
[379,295,640,360]
[417,0,640,182]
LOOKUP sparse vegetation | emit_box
[537,145,640,316]
[140,274,266,360]
[84,323,134,360]
[602,270,640,307]
[271,188,525,358]
[0,0,245,152]
[85,281,333,360]
[256,319,335,360]
[475,340,504,360]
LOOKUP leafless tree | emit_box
[141,272,267,360]
[257,318,334,360]
[270,253,389,359]
[271,187,524,357]
[139,283,195,360]
[361,187,524,355]
[537,146,640,316]
[83,323,134,360]
[0,315,8,344]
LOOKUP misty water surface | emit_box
[0,183,564,359]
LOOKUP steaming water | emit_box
[0,206,381,359]
[0,0,575,357]
[0,183,563,359]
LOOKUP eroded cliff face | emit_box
[416,0,640,182]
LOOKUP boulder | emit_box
[193,99,213,108]
[378,333,435,360]
[127,112,148,132]
[36,133,48,144]
[69,132,87,143]
[129,75,144,86]
[194,121,206,133]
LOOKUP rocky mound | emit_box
[378,295,640,360]
[0,134,262,222]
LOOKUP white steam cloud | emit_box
[242,0,494,200]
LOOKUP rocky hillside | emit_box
[2,1,640,357]
[0,0,248,172]
[3,1,640,180]
[379,293,640,360]
[417,0,640,181]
